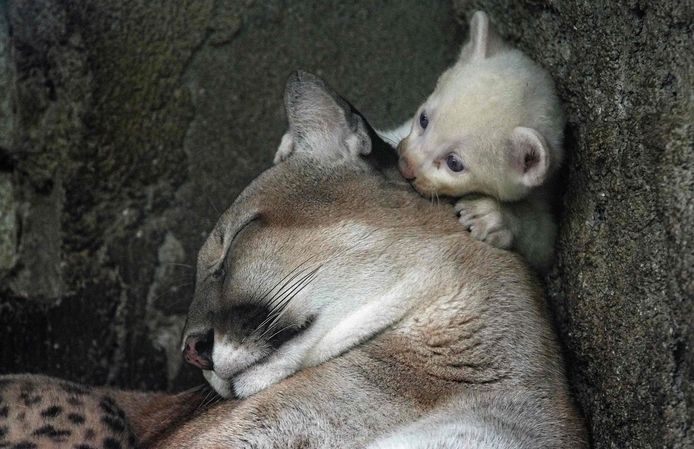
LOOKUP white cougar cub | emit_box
[383,11,565,272]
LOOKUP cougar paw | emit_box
[455,197,513,250]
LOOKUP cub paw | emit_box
[455,197,513,250]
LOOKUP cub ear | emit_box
[279,70,371,162]
[459,11,506,62]
[508,127,551,188]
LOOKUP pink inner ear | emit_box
[510,148,527,175]
[509,127,550,187]
[523,148,540,173]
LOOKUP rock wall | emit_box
[0,1,691,448]
[451,1,692,448]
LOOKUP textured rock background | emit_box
[0,1,691,448]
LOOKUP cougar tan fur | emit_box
[168,71,586,448]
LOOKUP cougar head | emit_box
[181,71,461,397]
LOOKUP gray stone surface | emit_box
[0,0,691,447]
[0,1,14,151]
[452,1,693,448]
[0,173,15,272]
[0,3,15,275]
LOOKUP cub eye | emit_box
[446,153,465,172]
[212,266,225,280]
[419,112,429,130]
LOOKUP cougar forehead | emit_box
[198,158,437,284]
[205,156,449,261]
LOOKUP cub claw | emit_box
[455,197,513,250]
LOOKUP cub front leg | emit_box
[454,191,557,273]
[455,195,513,250]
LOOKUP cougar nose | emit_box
[183,330,214,370]
[399,156,416,180]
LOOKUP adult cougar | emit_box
[172,71,586,448]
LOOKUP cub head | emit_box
[398,11,565,201]
[181,71,459,397]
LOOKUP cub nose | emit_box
[183,330,214,370]
[399,156,416,180]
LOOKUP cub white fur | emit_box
[386,11,565,272]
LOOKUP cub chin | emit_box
[383,11,565,272]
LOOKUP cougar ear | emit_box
[508,127,551,188]
[459,11,506,62]
[281,71,371,162]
